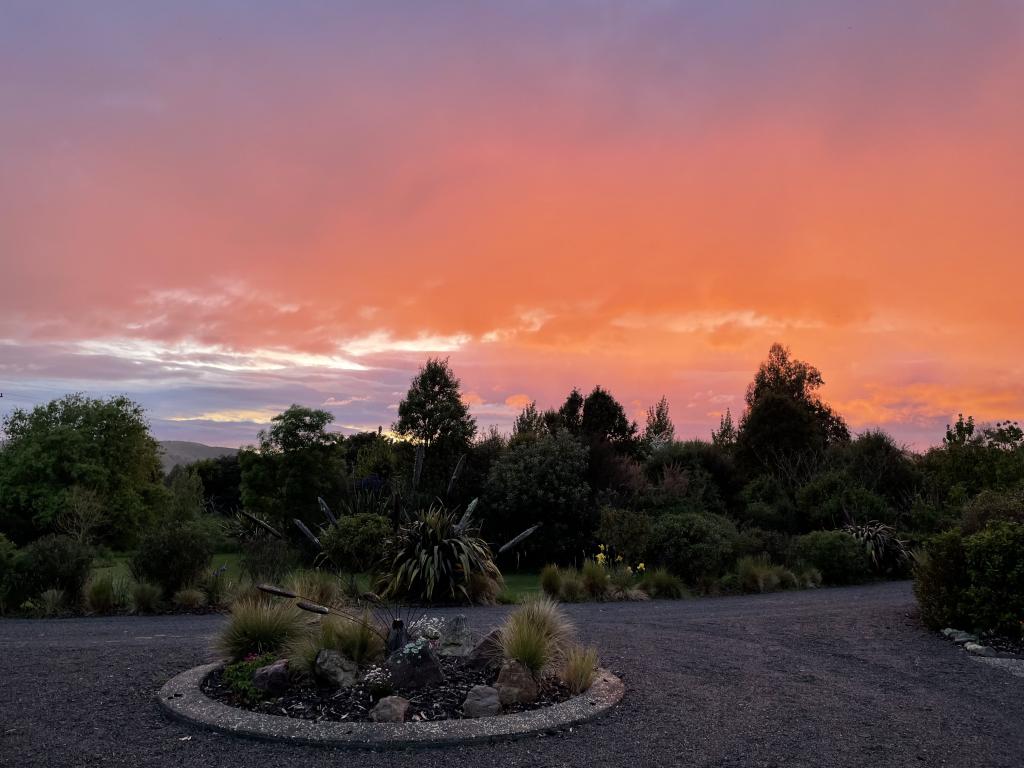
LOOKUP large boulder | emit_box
[370,695,410,723]
[252,659,290,696]
[315,649,359,688]
[438,614,475,658]
[495,660,538,706]
[462,685,502,718]
[465,628,503,671]
[385,638,445,689]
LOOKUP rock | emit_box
[466,628,503,671]
[252,659,289,696]
[315,649,359,688]
[385,638,445,689]
[462,684,502,718]
[965,642,996,657]
[951,631,978,645]
[941,628,957,638]
[438,614,475,657]
[370,695,410,723]
[495,659,538,706]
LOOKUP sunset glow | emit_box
[2,2,1022,447]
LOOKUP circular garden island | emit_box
[159,585,622,747]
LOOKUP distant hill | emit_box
[158,441,238,473]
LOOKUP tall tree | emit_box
[0,394,165,546]
[581,386,637,448]
[643,396,675,450]
[512,400,546,442]
[239,405,345,530]
[711,409,737,448]
[393,358,477,450]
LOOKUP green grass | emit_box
[499,572,541,601]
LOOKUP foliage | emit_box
[960,485,1024,535]
[638,567,685,599]
[711,409,737,448]
[192,454,242,515]
[13,534,94,604]
[484,430,591,565]
[560,571,585,602]
[201,566,231,608]
[240,536,300,584]
[790,530,871,585]
[580,386,638,449]
[0,533,17,612]
[37,588,66,617]
[596,507,651,565]
[130,522,213,597]
[238,405,347,531]
[319,513,391,574]
[580,559,609,599]
[647,512,738,583]
[539,564,563,599]
[55,486,108,544]
[130,581,162,614]
[498,596,576,673]
[913,530,969,630]
[223,653,277,705]
[164,465,206,523]
[643,396,675,451]
[85,573,127,614]
[843,522,910,576]
[512,401,547,442]
[394,357,477,450]
[0,394,165,547]
[740,475,796,530]
[962,521,1024,636]
[379,503,502,604]
[321,612,386,665]
[796,471,892,530]
[172,587,206,610]
[561,645,599,694]
[218,598,307,661]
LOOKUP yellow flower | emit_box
[595,552,607,566]
[637,562,646,572]
[598,544,607,553]
[615,554,623,563]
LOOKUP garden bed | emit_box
[201,654,573,723]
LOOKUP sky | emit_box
[1,1,1022,450]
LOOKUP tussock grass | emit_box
[561,644,599,694]
[285,570,344,609]
[85,573,126,614]
[580,560,609,599]
[172,587,206,609]
[218,598,307,661]
[539,564,563,598]
[638,567,686,599]
[131,581,161,614]
[498,596,576,673]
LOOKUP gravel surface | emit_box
[2,581,1022,767]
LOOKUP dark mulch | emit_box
[983,633,1024,657]
[201,656,572,723]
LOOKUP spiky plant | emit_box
[378,503,502,604]
[561,644,599,694]
[217,598,307,660]
[844,521,910,575]
[498,596,576,673]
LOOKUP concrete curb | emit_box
[156,663,624,749]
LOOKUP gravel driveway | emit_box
[1,581,1021,767]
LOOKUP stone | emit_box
[965,642,996,657]
[941,628,957,638]
[466,628,503,671]
[315,649,359,688]
[438,614,475,657]
[951,631,978,645]
[370,695,410,723]
[252,659,289,696]
[495,660,539,706]
[462,685,502,718]
[384,638,445,689]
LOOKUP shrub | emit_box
[130,523,213,597]
[85,573,127,614]
[962,521,1024,636]
[596,507,651,565]
[960,487,1024,535]
[380,504,502,604]
[240,537,300,584]
[498,596,575,673]
[561,645,599,694]
[222,653,277,705]
[285,570,344,609]
[539,564,563,599]
[795,565,823,589]
[173,587,207,610]
[580,559,609,599]
[218,598,307,660]
[648,512,738,583]
[318,513,391,574]
[560,571,585,602]
[131,581,162,614]
[736,555,796,593]
[607,564,636,592]
[0,533,19,612]
[638,567,685,599]
[790,530,871,585]
[15,534,94,604]
[466,571,503,605]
